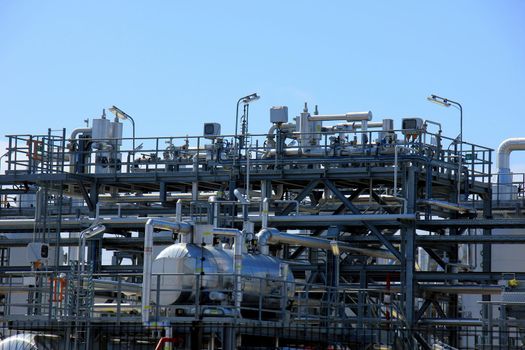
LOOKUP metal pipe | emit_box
[69,128,92,142]
[497,138,525,184]
[78,224,106,273]
[256,228,397,259]
[262,198,269,229]
[329,121,383,130]
[248,213,415,223]
[308,111,372,122]
[419,199,475,214]
[143,218,192,325]
[394,145,412,213]
[418,318,482,326]
[211,228,243,310]
[175,199,182,222]
[233,188,248,204]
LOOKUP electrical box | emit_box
[270,106,288,124]
[402,118,424,136]
[27,242,49,262]
[203,123,221,139]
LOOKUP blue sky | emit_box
[1,1,525,171]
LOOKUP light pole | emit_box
[427,94,463,203]
[234,93,260,154]
[108,105,136,155]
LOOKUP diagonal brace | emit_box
[279,179,319,216]
[288,186,366,260]
[323,179,403,261]
[77,180,95,212]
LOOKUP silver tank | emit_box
[152,243,294,307]
[0,334,60,350]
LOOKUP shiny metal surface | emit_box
[152,243,294,307]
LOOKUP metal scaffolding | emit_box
[0,105,524,349]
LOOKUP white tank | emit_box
[0,333,60,350]
[92,117,111,141]
[152,243,294,307]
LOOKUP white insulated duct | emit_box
[142,218,192,325]
[497,138,525,184]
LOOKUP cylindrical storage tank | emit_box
[92,117,111,141]
[110,120,123,147]
[152,243,294,308]
[0,334,61,349]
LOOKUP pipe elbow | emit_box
[256,228,279,252]
[497,138,525,171]
[234,188,248,204]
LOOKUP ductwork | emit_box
[497,138,525,184]
[142,218,192,325]
[256,228,397,259]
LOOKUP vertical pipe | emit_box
[192,156,198,201]
[262,198,269,229]
[143,220,154,325]
[176,199,182,222]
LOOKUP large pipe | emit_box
[143,218,192,325]
[211,228,243,309]
[308,111,372,122]
[69,128,92,142]
[497,138,525,184]
[256,228,397,259]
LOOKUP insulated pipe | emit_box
[256,228,397,260]
[262,198,269,229]
[248,213,416,223]
[211,228,243,309]
[308,111,372,122]
[78,224,106,273]
[142,219,192,325]
[69,128,92,142]
[330,121,383,130]
[233,188,248,204]
[497,138,525,184]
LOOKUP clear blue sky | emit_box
[1,1,525,171]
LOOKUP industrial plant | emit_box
[0,94,524,349]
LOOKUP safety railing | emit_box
[2,129,493,185]
[1,269,523,349]
[493,172,525,203]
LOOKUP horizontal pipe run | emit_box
[308,111,372,122]
[257,228,397,259]
[248,214,416,223]
[418,318,483,326]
